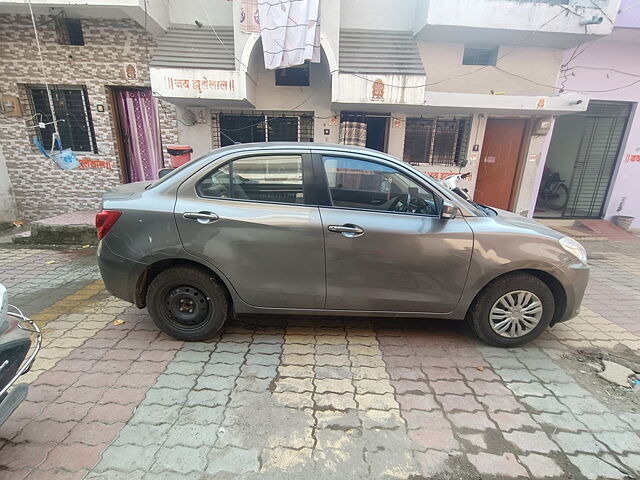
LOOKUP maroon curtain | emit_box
[116,90,163,182]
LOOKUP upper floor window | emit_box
[462,46,498,66]
[197,155,305,204]
[28,86,97,153]
[56,17,85,46]
[275,63,310,86]
[403,117,471,166]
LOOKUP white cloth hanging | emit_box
[257,0,321,70]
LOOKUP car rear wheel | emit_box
[147,266,229,341]
[470,273,554,347]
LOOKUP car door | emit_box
[174,150,325,309]
[317,153,474,313]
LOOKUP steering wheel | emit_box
[389,193,435,215]
[388,193,410,212]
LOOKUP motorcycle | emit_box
[0,284,42,426]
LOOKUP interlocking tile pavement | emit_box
[0,242,639,479]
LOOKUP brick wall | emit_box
[0,14,179,221]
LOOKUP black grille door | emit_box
[565,101,632,218]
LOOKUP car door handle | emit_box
[183,211,219,224]
[328,224,364,237]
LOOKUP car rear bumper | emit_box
[97,240,144,305]
[555,262,590,324]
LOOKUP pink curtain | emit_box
[116,90,163,182]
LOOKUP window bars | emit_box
[27,85,97,153]
[403,117,471,166]
[213,112,314,147]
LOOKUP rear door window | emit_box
[197,155,305,204]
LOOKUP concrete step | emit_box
[537,219,608,241]
[12,211,96,246]
[576,219,639,241]
[11,231,32,245]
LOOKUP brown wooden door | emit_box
[474,118,526,210]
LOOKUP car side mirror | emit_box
[441,201,457,220]
[158,168,173,178]
[456,159,468,168]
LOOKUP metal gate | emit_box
[564,101,632,218]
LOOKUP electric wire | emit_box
[588,0,615,24]
[26,0,61,149]
[196,0,258,84]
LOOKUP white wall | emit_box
[247,40,337,143]
[175,106,214,158]
[387,115,406,159]
[513,128,552,216]
[0,144,18,222]
[340,0,417,30]
[167,0,232,26]
[175,39,339,147]
[418,42,563,96]
[419,0,619,37]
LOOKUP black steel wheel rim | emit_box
[165,285,210,327]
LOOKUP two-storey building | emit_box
[531,0,640,229]
[0,0,623,221]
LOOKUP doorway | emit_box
[534,101,632,219]
[365,116,389,152]
[474,118,527,210]
[112,88,164,183]
[339,112,389,152]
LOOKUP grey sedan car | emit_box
[97,143,589,347]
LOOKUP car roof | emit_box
[208,142,392,157]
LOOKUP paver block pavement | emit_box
[3,242,640,478]
[467,452,529,478]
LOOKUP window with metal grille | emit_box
[403,117,471,166]
[462,46,498,66]
[28,86,97,153]
[215,112,314,147]
[55,17,85,46]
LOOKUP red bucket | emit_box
[167,145,193,168]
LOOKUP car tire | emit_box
[147,266,230,341]
[470,273,554,347]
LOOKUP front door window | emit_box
[323,156,439,216]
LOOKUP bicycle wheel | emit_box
[547,183,569,210]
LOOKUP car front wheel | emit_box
[470,273,554,347]
[147,266,229,341]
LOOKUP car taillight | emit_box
[96,210,122,240]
